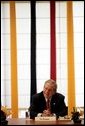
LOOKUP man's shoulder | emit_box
[32,91,43,99]
[54,92,65,98]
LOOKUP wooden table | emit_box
[7,118,84,125]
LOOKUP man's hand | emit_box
[42,109,52,116]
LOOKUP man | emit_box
[30,79,67,119]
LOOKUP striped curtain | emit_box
[1,1,84,118]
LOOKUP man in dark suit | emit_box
[30,79,67,119]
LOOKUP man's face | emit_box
[43,83,54,99]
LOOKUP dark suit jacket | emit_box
[30,91,68,119]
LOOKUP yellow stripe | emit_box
[10,1,18,118]
[67,1,76,115]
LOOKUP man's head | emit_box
[43,79,57,99]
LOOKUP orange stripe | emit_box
[67,1,76,116]
[10,1,18,118]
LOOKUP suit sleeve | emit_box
[55,95,68,117]
[30,95,39,119]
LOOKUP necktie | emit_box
[46,99,50,110]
